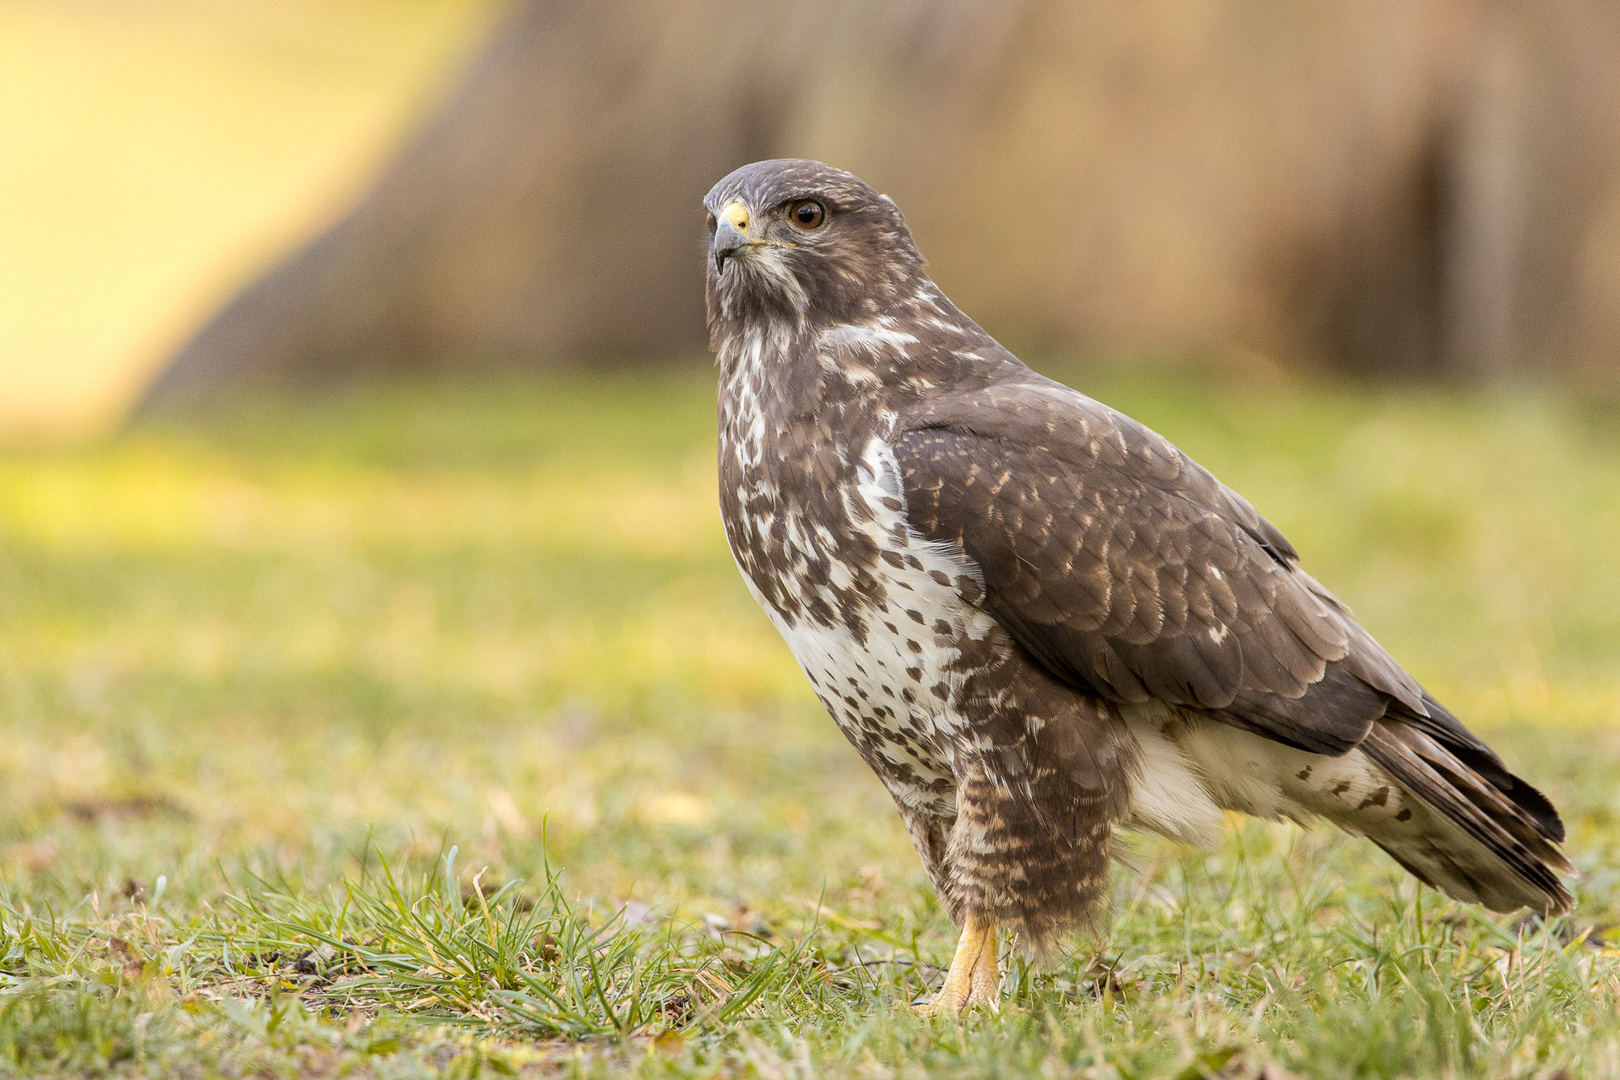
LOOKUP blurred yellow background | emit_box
[0,0,498,437]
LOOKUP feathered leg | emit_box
[914,912,1000,1014]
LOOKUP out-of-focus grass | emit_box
[2,366,1620,1076]
[0,0,498,436]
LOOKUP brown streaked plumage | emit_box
[704,158,1572,1012]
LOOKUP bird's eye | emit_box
[705,212,717,236]
[787,200,825,230]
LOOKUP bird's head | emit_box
[703,159,927,335]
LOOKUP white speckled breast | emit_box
[736,435,1003,818]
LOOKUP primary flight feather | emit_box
[703,159,1571,1013]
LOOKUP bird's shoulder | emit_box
[894,371,1296,565]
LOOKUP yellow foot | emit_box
[913,913,1000,1015]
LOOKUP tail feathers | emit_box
[1403,692,1565,843]
[1361,721,1573,916]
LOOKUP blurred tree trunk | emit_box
[138,0,1620,408]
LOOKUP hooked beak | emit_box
[711,199,750,273]
[713,219,746,273]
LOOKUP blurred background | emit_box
[7,0,1620,433]
[0,0,500,435]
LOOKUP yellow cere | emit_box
[720,200,750,231]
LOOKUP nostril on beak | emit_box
[719,200,749,231]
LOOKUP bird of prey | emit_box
[703,158,1571,1013]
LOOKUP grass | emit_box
[2,364,1620,1076]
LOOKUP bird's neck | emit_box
[717,290,1001,421]
[715,319,829,430]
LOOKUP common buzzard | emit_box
[704,159,1571,1013]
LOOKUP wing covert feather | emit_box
[891,376,1422,756]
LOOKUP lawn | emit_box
[2,366,1620,1077]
